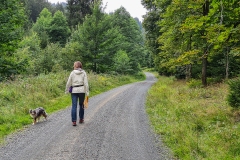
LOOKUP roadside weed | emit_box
[146,76,240,159]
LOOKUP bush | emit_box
[187,79,203,88]
[227,78,240,108]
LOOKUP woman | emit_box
[65,61,89,126]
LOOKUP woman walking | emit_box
[65,61,89,126]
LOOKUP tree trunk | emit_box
[201,0,209,87]
[186,64,192,80]
[202,56,207,86]
[186,35,192,80]
[225,47,229,80]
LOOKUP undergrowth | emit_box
[146,76,240,160]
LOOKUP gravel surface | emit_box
[0,72,173,160]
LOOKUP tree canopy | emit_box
[143,0,240,85]
[67,0,95,29]
[0,0,147,80]
[0,0,26,80]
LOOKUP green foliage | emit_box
[227,78,240,108]
[187,79,203,88]
[144,0,240,84]
[111,7,146,73]
[36,43,63,74]
[0,0,26,52]
[31,8,70,48]
[0,57,19,81]
[60,41,82,70]
[68,3,146,74]
[32,8,53,31]
[0,0,26,80]
[51,2,65,14]
[32,8,53,48]
[69,2,125,73]
[18,31,42,54]
[48,11,70,46]
[113,50,131,74]
[14,31,42,75]
[1,1,147,79]
[12,30,65,76]
[67,0,95,28]
[25,0,53,23]
[142,8,161,69]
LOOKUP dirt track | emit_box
[0,72,172,160]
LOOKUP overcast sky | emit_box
[47,0,147,21]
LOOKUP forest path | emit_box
[0,72,172,160]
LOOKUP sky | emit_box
[47,0,147,21]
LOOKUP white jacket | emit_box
[65,69,89,96]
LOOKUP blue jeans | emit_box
[71,93,85,122]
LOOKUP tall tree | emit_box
[53,2,65,14]
[26,0,53,23]
[49,11,71,46]
[111,7,146,73]
[207,0,240,79]
[201,0,210,86]
[32,8,53,48]
[69,1,124,72]
[152,0,240,84]
[67,0,95,29]
[0,0,26,80]
[142,0,163,72]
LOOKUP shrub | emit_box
[227,78,240,108]
[187,79,203,88]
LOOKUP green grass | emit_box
[146,76,240,160]
[0,71,145,143]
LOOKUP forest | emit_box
[1,0,239,85]
[0,0,146,81]
[142,0,240,86]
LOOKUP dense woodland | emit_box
[0,0,146,81]
[0,0,240,86]
[142,0,240,86]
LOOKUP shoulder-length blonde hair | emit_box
[73,61,82,69]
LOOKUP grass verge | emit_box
[146,76,240,160]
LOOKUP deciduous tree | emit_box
[67,0,95,29]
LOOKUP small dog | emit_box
[29,107,47,125]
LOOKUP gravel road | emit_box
[0,72,173,160]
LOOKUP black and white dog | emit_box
[29,107,47,125]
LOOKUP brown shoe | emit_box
[72,121,77,126]
[79,119,84,123]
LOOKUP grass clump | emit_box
[146,76,240,159]
[227,78,240,108]
[0,71,145,143]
